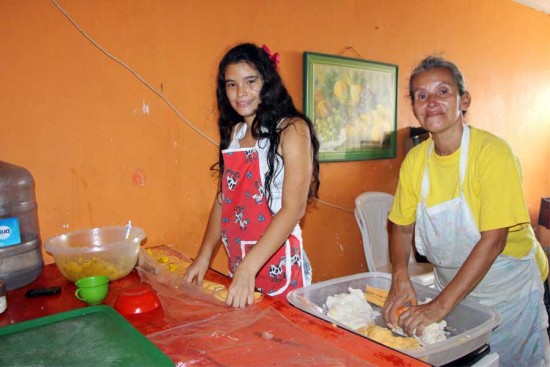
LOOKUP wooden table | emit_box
[0,249,429,367]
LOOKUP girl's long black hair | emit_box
[215,43,320,206]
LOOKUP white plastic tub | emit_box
[287,272,501,366]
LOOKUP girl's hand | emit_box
[183,254,210,285]
[383,275,418,328]
[226,264,256,308]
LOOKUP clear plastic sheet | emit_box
[147,304,368,367]
[135,247,233,329]
[136,247,372,366]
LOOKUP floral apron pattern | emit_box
[221,147,304,297]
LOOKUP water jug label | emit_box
[0,217,21,247]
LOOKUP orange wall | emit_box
[2,0,549,282]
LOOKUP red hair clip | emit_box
[261,44,280,70]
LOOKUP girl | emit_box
[184,43,320,308]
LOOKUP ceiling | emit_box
[512,0,550,15]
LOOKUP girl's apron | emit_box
[220,146,305,297]
[414,125,547,366]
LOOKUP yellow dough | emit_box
[202,280,225,292]
[145,249,263,303]
[212,288,263,303]
[357,325,420,350]
[213,288,228,302]
[364,285,389,308]
[364,285,408,316]
[146,248,191,274]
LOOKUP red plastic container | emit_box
[114,284,161,315]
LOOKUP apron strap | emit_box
[421,124,470,201]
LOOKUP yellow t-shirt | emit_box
[389,126,548,280]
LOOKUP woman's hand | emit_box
[226,263,256,308]
[397,299,448,337]
[385,223,418,327]
[383,274,418,328]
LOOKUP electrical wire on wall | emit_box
[50,0,218,148]
[50,0,354,215]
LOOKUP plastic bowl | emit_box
[114,284,161,315]
[44,226,146,282]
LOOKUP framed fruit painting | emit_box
[303,52,398,162]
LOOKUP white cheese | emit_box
[325,287,378,330]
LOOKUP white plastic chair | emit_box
[354,192,434,286]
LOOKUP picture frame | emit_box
[303,52,398,162]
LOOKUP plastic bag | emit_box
[137,246,371,366]
[148,305,368,366]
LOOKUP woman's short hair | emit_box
[408,56,468,102]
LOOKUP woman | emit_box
[184,43,320,308]
[383,55,549,366]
